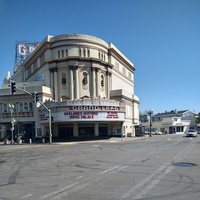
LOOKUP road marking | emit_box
[99,165,119,174]
[120,165,168,200]
[38,182,79,200]
[120,139,197,200]
[22,194,32,198]
[132,165,174,199]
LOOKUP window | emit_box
[24,103,28,112]
[13,103,16,112]
[101,75,104,87]
[29,102,33,111]
[58,50,60,58]
[65,49,68,56]
[61,72,66,85]
[62,50,64,57]
[33,60,37,71]
[27,66,31,76]
[19,103,23,112]
[83,49,86,57]
[82,72,88,85]
[40,53,45,65]
[79,48,82,57]
[87,49,90,57]
[3,104,7,113]
[176,126,184,132]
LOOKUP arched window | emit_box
[82,72,88,85]
[61,72,66,85]
[101,74,104,87]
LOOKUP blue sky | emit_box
[0,0,200,114]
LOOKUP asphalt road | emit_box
[0,134,200,200]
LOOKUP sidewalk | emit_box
[0,135,149,146]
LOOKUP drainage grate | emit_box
[0,160,6,164]
[172,162,197,167]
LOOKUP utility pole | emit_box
[35,92,52,144]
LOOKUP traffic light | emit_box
[10,81,16,94]
[35,93,39,102]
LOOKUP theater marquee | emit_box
[39,104,125,122]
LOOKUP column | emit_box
[92,67,96,97]
[106,71,112,99]
[95,122,99,136]
[50,70,54,89]
[73,123,78,137]
[74,66,79,99]
[69,66,74,100]
[95,68,99,97]
[54,69,58,101]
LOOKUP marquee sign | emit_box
[40,111,125,122]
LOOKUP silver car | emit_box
[185,129,198,137]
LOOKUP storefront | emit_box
[39,99,126,140]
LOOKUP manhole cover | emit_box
[172,162,197,167]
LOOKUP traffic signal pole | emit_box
[9,82,52,143]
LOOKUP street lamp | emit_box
[9,103,15,144]
[147,109,153,137]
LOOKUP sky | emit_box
[0,0,200,114]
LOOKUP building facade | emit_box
[0,34,140,141]
[141,109,198,134]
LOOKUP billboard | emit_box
[14,41,40,69]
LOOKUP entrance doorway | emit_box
[58,126,73,139]
[99,126,108,136]
[78,126,94,137]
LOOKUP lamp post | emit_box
[147,109,153,137]
[9,103,15,144]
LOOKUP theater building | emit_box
[0,34,139,141]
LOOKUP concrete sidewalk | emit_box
[0,135,149,146]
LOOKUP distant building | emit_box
[0,34,140,141]
[141,109,198,134]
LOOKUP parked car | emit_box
[155,131,162,135]
[185,129,198,137]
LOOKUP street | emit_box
[0,134,200,200]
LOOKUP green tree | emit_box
[195,113,200,125]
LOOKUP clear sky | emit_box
[0,0,199,114]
